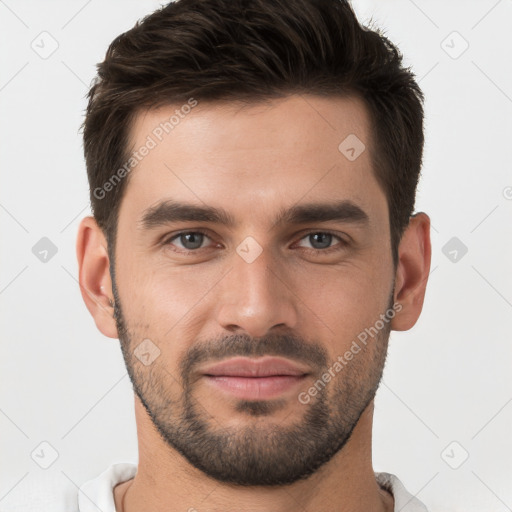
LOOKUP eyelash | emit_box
[161,229,348,255]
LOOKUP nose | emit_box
[215,245,299,338]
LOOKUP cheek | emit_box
[116,257,220,340]
[295,263,391,350]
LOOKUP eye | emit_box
[161,230,348,255]
[295,231,347,253]
[163,230,214,252]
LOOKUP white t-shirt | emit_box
[75,463,429,512]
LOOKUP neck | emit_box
[114,399,393,512]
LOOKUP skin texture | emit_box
[77,94,431,512]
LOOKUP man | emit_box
[76,0,431,510]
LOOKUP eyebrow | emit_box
[138,199,370,231]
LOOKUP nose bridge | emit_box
[216,240,298,337]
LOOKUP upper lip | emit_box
[201,357,310,377]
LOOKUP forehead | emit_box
[119,94,386,228]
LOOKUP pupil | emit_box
[311,233,331,249]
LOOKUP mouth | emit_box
[201,356,310,400]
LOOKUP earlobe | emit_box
[76,216,119,339]
[390,212,432,331]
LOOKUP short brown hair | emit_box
[81,0,425,266]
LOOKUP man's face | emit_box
[112,94,396,485]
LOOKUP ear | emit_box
[76,216,118,339]
[390,212,432,331]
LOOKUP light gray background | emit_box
[1,1,511,511]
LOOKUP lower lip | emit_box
[203,375,308,400]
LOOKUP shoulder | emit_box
[1,469,80,512]
[375,472,430,512]
[3,463,137,512]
